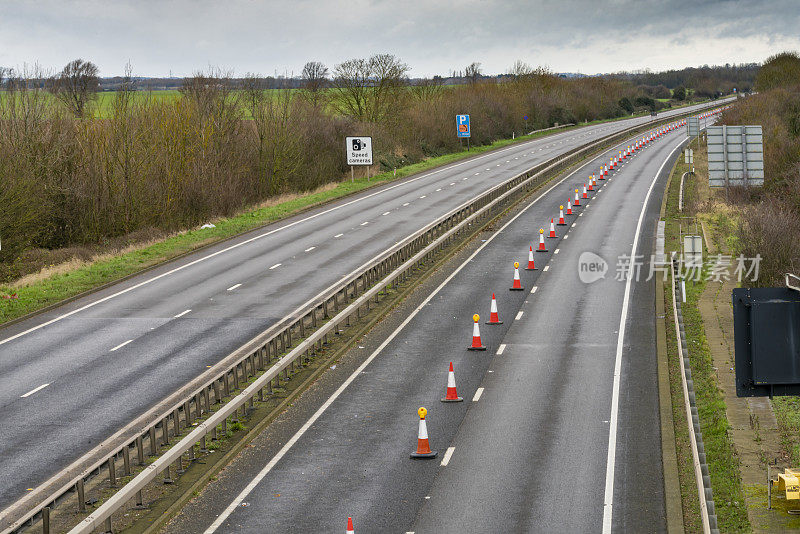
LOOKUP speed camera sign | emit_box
[346,136,373,165]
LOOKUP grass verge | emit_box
[662,137,751,533]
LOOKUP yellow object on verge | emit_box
[418,407,427,420]
[777,469,800,500]
[473,313,480,323]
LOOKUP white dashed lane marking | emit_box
[441,446,455,466]
[472,387,484,402]
[227,284,242,291]
[497,343,506,355]
[21,383,50,398]
[334,233,344,238]
[174,309,191,318]
[110,339,133,352]
[269,263,282,269]
[515,311,524,320]
[305,246,316,252]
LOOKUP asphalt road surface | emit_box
[163,115,699,533]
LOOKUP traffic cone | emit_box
[592,175,598,188]
[410,407,437,458]
[487,293,504,322]
[510,261,525,289]
[582,184,588,199]
[574,189,580,206]
[548,218,556,238]
[525,246,537,270]
[557,206,566,225]
[468,314,486,350]
[587,176,594,191]
[441,362,463,402]
[566,199,573,215]
[537,230,547,252]
[347,517,354,534]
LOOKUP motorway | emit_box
[163,115,703,532]
[0,100,721,516]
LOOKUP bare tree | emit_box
[509,60,533,79]
[300,61,329,108]
[49,59,100,117]
[331,54,408,123]
[465,62,482,84]
[410,76,445,101]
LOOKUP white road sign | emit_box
[346,136,373,166]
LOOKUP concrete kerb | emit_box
[1,101,728,534]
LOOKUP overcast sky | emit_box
[2,0,799,78]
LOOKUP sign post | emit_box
[456,114,471,151]
[345,136,373,182]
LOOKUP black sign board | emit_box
[734,287,800,397]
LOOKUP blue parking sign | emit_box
[456,114,470,138]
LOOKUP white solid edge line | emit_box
[269,263,281,270]
[496,343,506,355]
[601,137,685,534]
[201,123,615,534]
[440,446,456,466]
[227,284,241,291]
[20,383,50,398]
[174,309,191,318]
[472,387,484,402]
[109,339,133,352]
[515,311,524,320]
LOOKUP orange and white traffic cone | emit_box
[487,293,504,322]
[441,362,463,402]
[592,175,598,188]
[410,407,437,458]
[574,189,581,206]
[510,261,525,289]
[587,176,594,191]
[525,246,536,271]
[468,314,487,350]
[537,229,547,252]
[548,218,556,238]
[582,184,588,199]
[347,517,355,534]
[557,205,566,225]
[566,199,573,215]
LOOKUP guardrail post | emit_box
[223,372,230,397]
[184,401,192,426]
[214,379,222,404]
[77,479,86,512]
[163,463,173,484]
[172,408,180,436]
[233,364,240,391]
[108,456,117,487]
[137,435,145,464]
[42,506,49,534]
[135,489,144,508]
[104,517,112,534]
[149,426,158,454]
[162,417,170,446]
[123,445,131,476]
